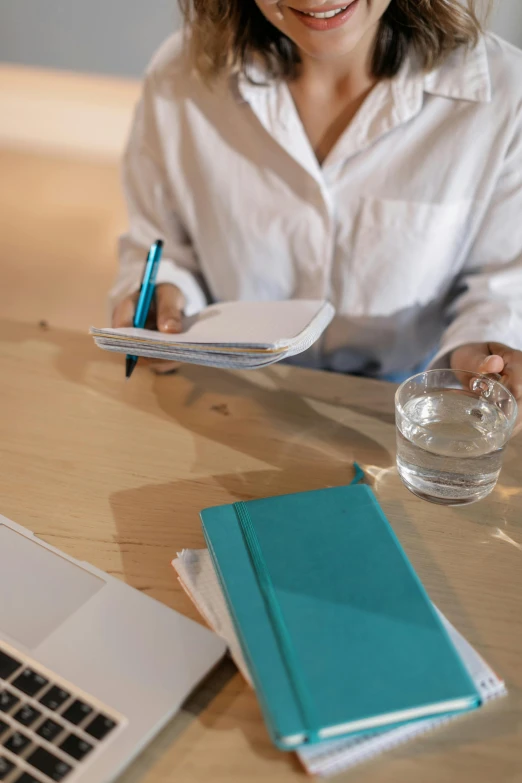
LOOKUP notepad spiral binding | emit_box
[304,676,506,777]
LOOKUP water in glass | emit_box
[396,388,510,505]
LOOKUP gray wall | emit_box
[0,0,181,78]
[493,0,522,45]
[0,0,520,78]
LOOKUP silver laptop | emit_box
[0,516,226,783]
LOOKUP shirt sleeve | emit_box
[110,74,207,317]
[432,109,522,367]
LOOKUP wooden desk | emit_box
[1,319,521,783]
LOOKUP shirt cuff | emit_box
[429,322,520,370]
[154,263,207,316]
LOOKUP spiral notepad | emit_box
[172,549,506,777]
[90,300,334,370]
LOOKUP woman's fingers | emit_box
[155,284,185,333]
[111,285,186,373]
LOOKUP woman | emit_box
[112,0,522,413]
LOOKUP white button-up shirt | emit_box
[113,32,522,380]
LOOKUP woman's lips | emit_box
[287,0,360,31]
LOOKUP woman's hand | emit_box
[112,283,185,374]
[451,342,522,433]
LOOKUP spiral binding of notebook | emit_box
[300,673,506,777]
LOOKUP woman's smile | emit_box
[286,0,361,32]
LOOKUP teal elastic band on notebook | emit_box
[232,464,365,741]
[350,462,365,486]
[233,500,320,742]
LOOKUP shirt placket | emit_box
[239,77,336,307]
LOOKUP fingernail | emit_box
[161,318,181,332]
[485,355,503,369]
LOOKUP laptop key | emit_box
[0,756,15,780]
[12,670,49,698]
[40,687,70,712]
[26,747,72,781]
[84,713,117,741]
[3,731,31,755]
[14,705,41,728]
[0,691,19,713]
[36,719,63,743]
[61,700,92,726]
[14,774,40,783]
[59,734,93,761]
[0,722,8,739]
[0,652,22,681]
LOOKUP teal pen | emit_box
[125,239,164,379]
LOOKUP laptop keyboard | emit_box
[0,648,120,782]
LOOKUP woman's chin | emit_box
[292,31,367,61]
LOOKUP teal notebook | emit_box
[201,484,480,750]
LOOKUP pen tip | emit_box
[125,357,137,380]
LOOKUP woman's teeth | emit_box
[302,5,348,17]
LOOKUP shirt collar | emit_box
[232,37,492,173]
[234,58,272,106]
[235,35,492,107]
[378,35,492,130]
[421,35,491,103]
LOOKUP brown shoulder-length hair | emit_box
[179,0,491,82]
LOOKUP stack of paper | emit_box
[172,549,506,778]
[90,300,334,369]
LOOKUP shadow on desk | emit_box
[107,359,394,608]
[38,328,495,641]
[117,655,304,783]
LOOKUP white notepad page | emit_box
[172,549,506,778]
[91,301,335,368]
[92,300,334,350]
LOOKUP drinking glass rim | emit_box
[395,368,518,430]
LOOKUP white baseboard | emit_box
[0,65,141,161]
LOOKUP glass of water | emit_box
[395,369,518,505]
